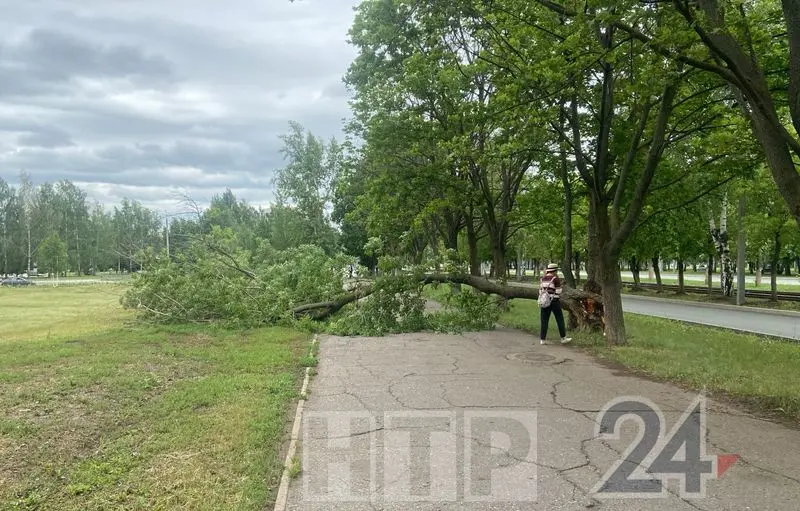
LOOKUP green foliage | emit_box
[427,287,502,334]
[327,275,427,336]
[38,232,68,276]
[121,228,351,328]
[273,121,341,255]
[327,276,504,337]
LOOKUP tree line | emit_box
[0,123,344,278]
[328,0,800,345]
[0,174,161,276]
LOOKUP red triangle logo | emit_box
[717,454,740,477]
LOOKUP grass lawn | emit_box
[0,285,135,343]
[498,298,800,421]
[0,285,309,510]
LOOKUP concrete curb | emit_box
[272,335,317,511]
[622,293,800,319]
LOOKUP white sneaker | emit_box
[540,339,548,345]
[560,337,572,344]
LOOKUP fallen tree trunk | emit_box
[292,274,605,330]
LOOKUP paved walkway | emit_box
[622,294,800,340]
[286,330,800,510]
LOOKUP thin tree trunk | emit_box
[586,207,598,283]
[677,258,685,294]
[706,254,713,295]
[755,253,762,287]
[652,254,662,293]
[630,256,641,289]
[559,127,576,288]
[574,251,581,284]
[466,214,480,276]
[771,231,781,302]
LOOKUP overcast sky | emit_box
[0,0,360,212]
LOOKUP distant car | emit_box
[0,277,35,286]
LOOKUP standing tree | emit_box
[709,194,734,296]
[535,0,800,230]
[38,233,68,277]
[273,122,341,254]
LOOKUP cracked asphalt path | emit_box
[286,329,800,510]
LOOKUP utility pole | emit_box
[737,196,746,306]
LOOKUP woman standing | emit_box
[539,263,572,345]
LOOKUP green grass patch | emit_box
[500,299,800,420]
[0,284,134,343]
[0,286,309,510]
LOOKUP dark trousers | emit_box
[540,299,566,339]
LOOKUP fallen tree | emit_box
[123,232,604,333]
[292,273,605,331]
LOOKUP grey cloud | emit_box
[49,10,355,89]
[17,127,74,148]
[0,28,175,101]
[16,28,174,81]
[0,0,361,210]
[322,80,351,100]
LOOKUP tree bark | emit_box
[466,213,480,277]
[710,198,734,297]
[491,236,506,281]
[677,258,685,294]
[598,254,626,344]
[652,254,662,293]
[630,256,641,289]
[707,254,714,295]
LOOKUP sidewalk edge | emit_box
[272,335,317,511]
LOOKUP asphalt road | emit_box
[622,294,800,340]
[286,331,800,510]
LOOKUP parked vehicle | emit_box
[0,277,35,286]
